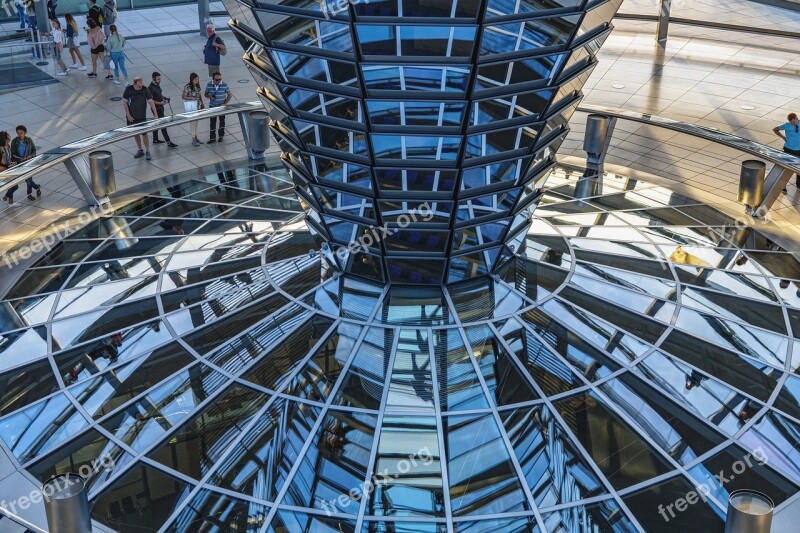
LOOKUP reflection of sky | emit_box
[0,327,47,371]
[637,352,745,437]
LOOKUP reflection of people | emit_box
[669,245,712,268]
[773,112,800,193]
[685,370,706,390]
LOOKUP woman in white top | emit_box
[50,19,68,76]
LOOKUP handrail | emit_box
[614,12,800,40]
[576,104,800,175]
[0,101,264,195]
[0,505,47,533]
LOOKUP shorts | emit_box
[67,37,78,49]
[91,44,104,54]
[127,118,147,126]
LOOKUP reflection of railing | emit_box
[0,505,47,533]
[573,104,800,216]
[0,101,264,201]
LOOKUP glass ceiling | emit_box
[1,160,800,532]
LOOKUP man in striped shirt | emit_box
[204,72,232,143]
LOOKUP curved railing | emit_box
[568,104,800,251]
[0,100,264,196]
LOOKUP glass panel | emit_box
[445,414,530,516]
[552,391,674,490]
[91,463,193,531]
[148,384,268,480]
[368,415,445,517]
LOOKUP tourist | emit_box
[102,0,116,37]
[87,0,103,27]
[122,77,158,161]
[773,112,800,193]
[9,125,42,201]
[0,132,19,207]
[64,14,87,70]
[204,71,231,143]
[203,23,226,77]
[149,72,177,148]
[106,24,127,85]
[50,19,69,77]
[15,0,26,30]
[182,72,205,146]
[86,19,110,78]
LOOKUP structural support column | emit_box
[198,0,210,36]
[63,155,111,207]
[657,0,671,43]
[754,162,795,218]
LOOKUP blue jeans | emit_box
[110,51,127,78]
[17,5,25,28]
[26,178,39,195]
[27,16,39,58]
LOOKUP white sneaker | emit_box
[70,64,78,68]
[78,65,87,71]
[113,79,120,84]
[56,71,67,76]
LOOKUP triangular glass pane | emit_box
[464,324,540,406]
[334,327,394,410]
[210,398,321,503]
[242,315,335,391]
[500,404,606,508]
[284,323,362,402]
[434,328,490,412]
[281,411,377,513]
[494,317,582,396]
[446,413,530,516]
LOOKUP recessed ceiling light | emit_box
[740,105,756,110]
[612,84,625,89]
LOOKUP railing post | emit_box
[42,474,92,533]
[657,0,671,43]
[738,160,765,215]
[724,490,773,533]
[583,114,615,167]
[240,110,270,159]
[88,150,116,198]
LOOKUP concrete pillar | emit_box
[42,474,92,533]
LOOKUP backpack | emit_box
[90,5,103,24]
[216,36,226,56]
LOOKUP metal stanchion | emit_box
[738,160,765,214]
[42,474,92,533]
[246,110,270,159]
[724,490,773,533]
[584,114,612,164]
[88,150,116,199]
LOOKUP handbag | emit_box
[183,100,198,112]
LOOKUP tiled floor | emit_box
[3,0,800,265]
